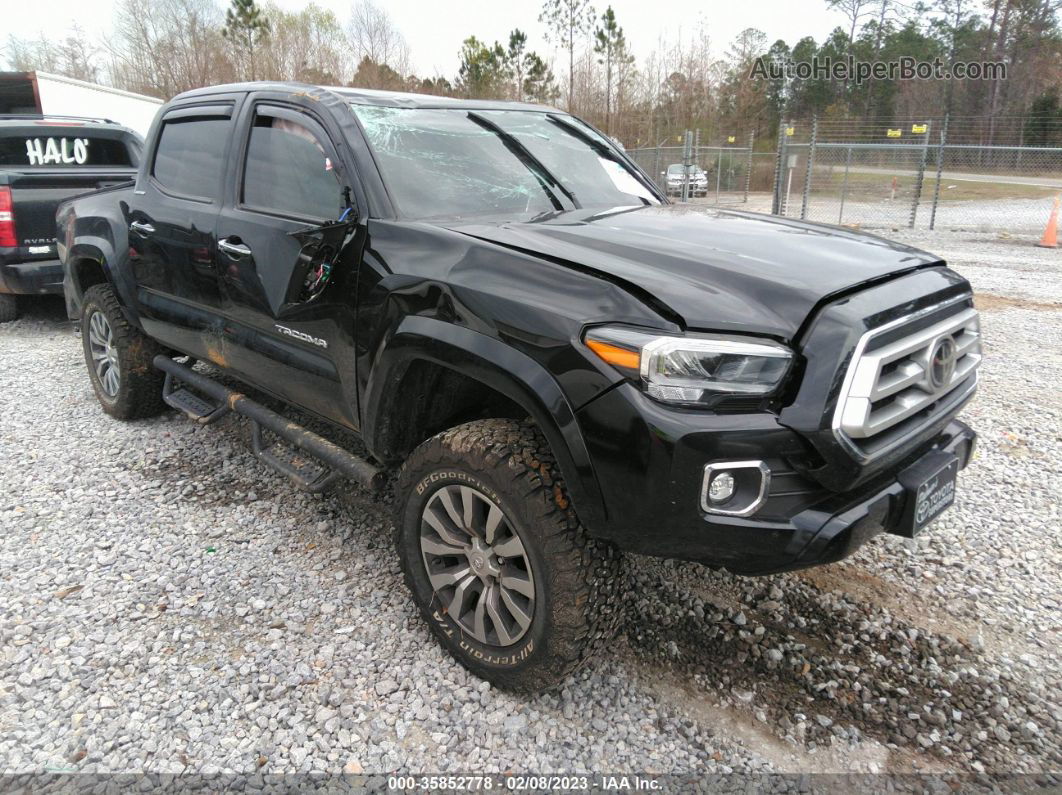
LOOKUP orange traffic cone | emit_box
[1038,195,1060,248]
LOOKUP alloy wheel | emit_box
[87,310,121,397]
[419,484,535,647]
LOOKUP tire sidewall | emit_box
[398,463,556,680]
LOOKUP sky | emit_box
[5,0,847,79]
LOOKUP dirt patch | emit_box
[794,564,1024,659]
[620,566,1055,773]
[627,663,898,773]
[974,293,1062,312]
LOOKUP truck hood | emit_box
[444,205,942,340]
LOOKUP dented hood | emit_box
[444,205,942,339]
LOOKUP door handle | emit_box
[129,220,155,235]
[218,238,251,259]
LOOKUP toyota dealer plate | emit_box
[896,451,960,537]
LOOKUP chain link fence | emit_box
[624,116,1062,236]
[771,116,1062,234]
[625,133,774,205]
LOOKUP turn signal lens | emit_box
[586,339,640,372]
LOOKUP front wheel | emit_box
[80,284,167,420]
[396,419,623,692]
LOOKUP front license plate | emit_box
[895,451,960,537]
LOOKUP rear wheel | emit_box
[80,284,167,420]
[0,294,18,323]
[396,419,623,692]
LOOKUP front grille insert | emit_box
[833,298,981,461]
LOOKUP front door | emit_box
[128,103,235,360]
[215,101,362,428]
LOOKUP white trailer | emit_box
[0,71,163,137]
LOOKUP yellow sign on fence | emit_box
[887,129,902,138]
[727,136,736,143]
[912,123,928,134]
[785,126,795,136]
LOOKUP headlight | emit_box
[584,326,793,405]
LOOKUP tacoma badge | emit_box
[274,324,328,349]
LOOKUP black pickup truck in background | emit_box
[0,116,141,321]
[58,83,980,692]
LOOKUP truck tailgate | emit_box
[6,168,136,249]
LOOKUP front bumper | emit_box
[0,254,64,296]
[666,183,707,194]
[575,382,976,575]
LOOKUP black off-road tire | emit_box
[0,294,18,323]
[80,284,167,420]
[396,418,624,692]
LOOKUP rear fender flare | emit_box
[63,239,140,325]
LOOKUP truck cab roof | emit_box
[171,81,563,114]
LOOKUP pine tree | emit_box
[456,36,508,99]
[593,6,632,135]
[223,0,271,81]
[507,29,529,101]
[539,0,595,112]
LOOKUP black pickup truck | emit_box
[58,82,980,691]
[0,115,141,321]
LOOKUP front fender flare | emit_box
[363,315,607,533]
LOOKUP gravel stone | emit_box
[374,680,399,697]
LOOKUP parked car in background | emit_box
[59,82,979,692]
[0,115,141,321]
[663,163,708,197]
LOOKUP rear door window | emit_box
[152,114,230,200]
[0,132,134,167]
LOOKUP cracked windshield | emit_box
[352,105,659,220]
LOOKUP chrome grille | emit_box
[834,299,981,460]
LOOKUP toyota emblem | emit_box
[929,337,958,390]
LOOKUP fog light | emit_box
[701,460,771,517]
[708,472,735,503]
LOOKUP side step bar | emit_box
[153,355,385,493]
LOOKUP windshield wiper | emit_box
[545,114,659,199]
[466,111,580,211]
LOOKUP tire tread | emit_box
[81,284,167,420]
[396,418,623,692]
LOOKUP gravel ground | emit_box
[1,229,1060,781]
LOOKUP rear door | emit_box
[214,99,362,428]
[127,103,234,358]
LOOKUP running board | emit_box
[162,369,231,425]
[153,355,385,493]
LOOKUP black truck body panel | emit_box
[445,206,941,339]
[58,82,979,573]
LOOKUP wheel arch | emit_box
[63,240,114,320]
[363,316,607,533]
[63,236,145,328]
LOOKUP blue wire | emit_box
[339,207,352,222]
